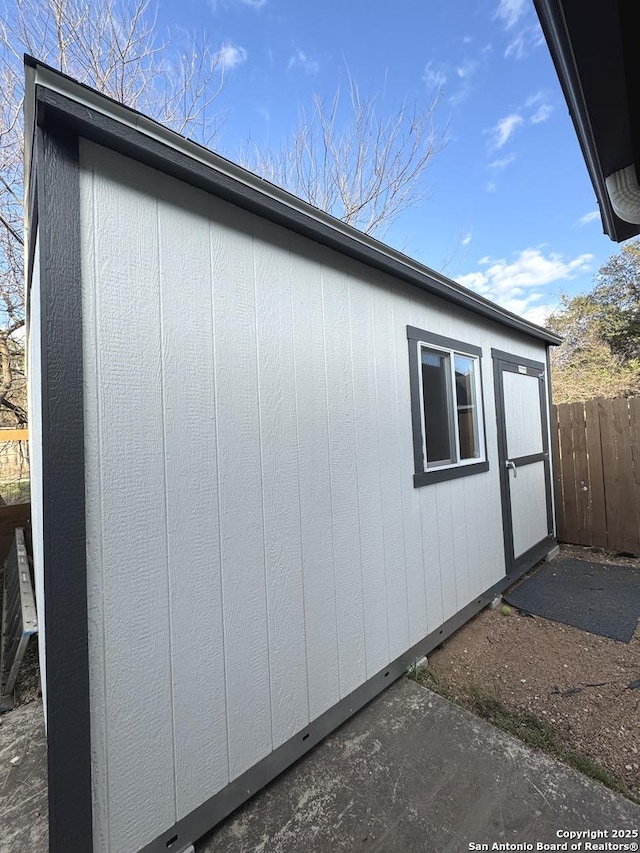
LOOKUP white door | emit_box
[493,350,554,577]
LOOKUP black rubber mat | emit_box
[504,558,640,643]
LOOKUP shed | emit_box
[24,57,561,853]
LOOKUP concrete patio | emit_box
[2,678,638,852]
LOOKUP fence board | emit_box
[569,402,590,545]
[550,405,566,540]
[557,403,579,544]
[629,396,640,551]
[598,399,622,551]
[584,400,607,548]
[612,397,638,554]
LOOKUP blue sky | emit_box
[158,0,617,325]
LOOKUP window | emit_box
[407,326,488,487]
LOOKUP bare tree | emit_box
[0,0,228,424]
[1,3,450,430]
[243,76,448,239]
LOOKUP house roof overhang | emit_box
[533,0,640,242]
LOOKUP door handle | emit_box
[506,460,517,478]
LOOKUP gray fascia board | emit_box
[26,56,561,345]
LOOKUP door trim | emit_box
[492,348,555,579]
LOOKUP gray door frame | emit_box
[492,348,555,580]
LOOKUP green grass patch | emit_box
[412,668,639,805]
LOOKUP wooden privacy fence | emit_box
[552,397,640,554]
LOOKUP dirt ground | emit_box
[426,544,640,802]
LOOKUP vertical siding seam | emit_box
[370,293,391,665]
[390,296,412,639]
[320,268,342,698]
[209,220,231,784]
[433,487,445,623]
[252,233,275,749]
[288,249,311,725]
[90,161,111,853]
[473,476,483,594]
[462,482,471,600]
[346,281,367,676]
[156,198,179,822]
[417,487,429,632]
[448,485,460,608]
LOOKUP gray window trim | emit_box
[408,327,489,487]
[407,326,483,356]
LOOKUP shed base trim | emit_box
[136,549,553,853]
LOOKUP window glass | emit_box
[454,355,479,460]
[421,349,452,464]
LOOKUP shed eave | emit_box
[532,0,640,243]
[25,55,561,345]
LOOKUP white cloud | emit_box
[490,113,523,149]
[485,97,552,161]
[210,0,266,10]
[425,51,489,105]
[526,93,553,123]
[461,233,472,246]
[579,210,600,226]
[457,248,594,321]
[504,21,545,59]
[505,35,526,59]
[525,91,543,108]
[423,62,447,93]
[485,181,497,193]
[533,23,546,48]
[531,102,553,124]
[456,59,478,79]
[495,0,527,30]
[522,303,559,325]
[287,48,319,75]
[489,153,516,170]
[215,43,247,70]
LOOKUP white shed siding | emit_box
[348,270,390,678]
[371,285,411,659]
[290,245,341,718]
[254,220,309,747]
[81,150,176,851]
[209,201,273,781]
[157,187,229,816]
[79,139,547,852]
